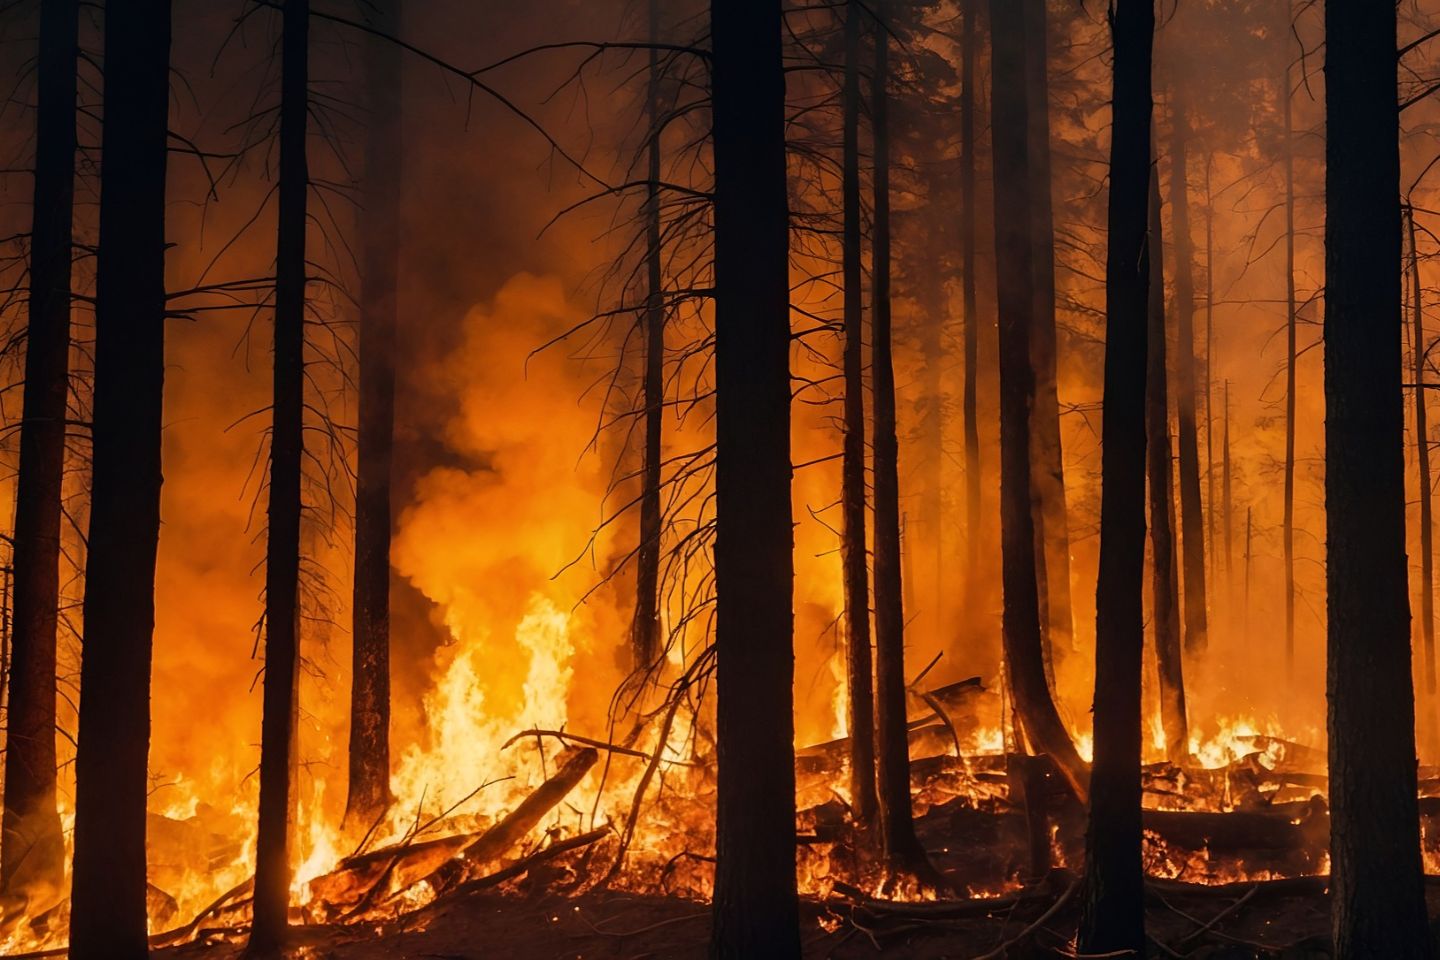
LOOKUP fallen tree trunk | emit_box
[422,747,600,899]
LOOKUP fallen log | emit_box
[306,831,476,918]
[1142,796,1328,855]
[447,825,612,899]
[419,746,600,901]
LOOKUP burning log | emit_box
[422,746,600,900]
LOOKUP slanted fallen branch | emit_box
[421,746,600,899]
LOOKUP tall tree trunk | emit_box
[871,3,936,871]
[250,0,309,950]
[707,0,798,954]
[987,0,1088,803]
[345,0,401,835]
[632,0,664,670]
[960,0,982,587]
[1281,49,1297,679]
[66,2,171,955]
[1076,0,1151,953]
[1223,380,1233,577]
[1410,207,1436,699]
[1324,4,1431,955]
[1204,160,1216,595]
[840,0,877,827]
[2,0,77,895]
[1147,158,1187,762]
[1167,94,1208,658]
[1021,0,1073,678]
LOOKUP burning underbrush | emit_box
[0,605,1396,959]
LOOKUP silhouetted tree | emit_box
[1323,2,1430,956]
[1077,0,1152,953]
[345,0,402,834]
[987,0,1088,801]
[250,0,310,950]
[1022,0,1073,675]
[67,1,172,956]
[632,0,665,670]
[2,0,77,895]
[871,0,938,877]
[960,0,982,605]
[1167,92,1208,659]
[707,0,799,954]
[840,0,877,828]
[1148,157,1187,761]
[1410,205,1436,699]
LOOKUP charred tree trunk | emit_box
[1147,159,1187,762]
[708,0,799,955]
[1281,50,1297,679]
[871,3,935,871]
[66,2,171,956]
[1021,0,1073,677]
[345,0,401,835]
[2,0,77,895]
[1323,3,1431,956]
[1409,207,1436,698]
[840,0,877,827]
[250,0,309,951]
[632,0,664,669]
[1076,0,1151,954]
[960,0,982,586]
[1167,95,1208,659]
[987,0,1088,803]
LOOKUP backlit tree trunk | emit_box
[1281,43,1297,678]
[1167,94,1208,659]
[871,1,934,870]
[251,0,309,950]
[987,0,1088,802]
[1077,0,1151,953]
[1022,0,1073,677]
[1147,159,1187,762]
[840,0,877,827]
[2,0,77,895]
[67,2,171,955]
[1323,3,1431,956]
[1409,206,1435,699]
[961,0,982,587]
[707,0,799,954]
[345,0,402,834]
[632,0,664,670]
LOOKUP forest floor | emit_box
[152,874,1399,959]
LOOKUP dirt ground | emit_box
[151,873,1431,959]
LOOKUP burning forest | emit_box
[0,0,1439,957]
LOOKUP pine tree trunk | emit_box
[1021,0,1073,677]
[251,0,309,950]
[707,0,799,954]
[1410,207,1435,698]
[1076,0,1151,953]
[1282,51,1297,678]
[871,2,934,870]
[632,0,664,669]
[2,0,77,895]
[67,3,170,955]
[1324,4,1431,955]
[1147,160,1187,762]
[345,0,401,835]
[1167,95,1208,659]
[960,0,982,586]
[840,0,877,827]
[987,0,1088,803]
